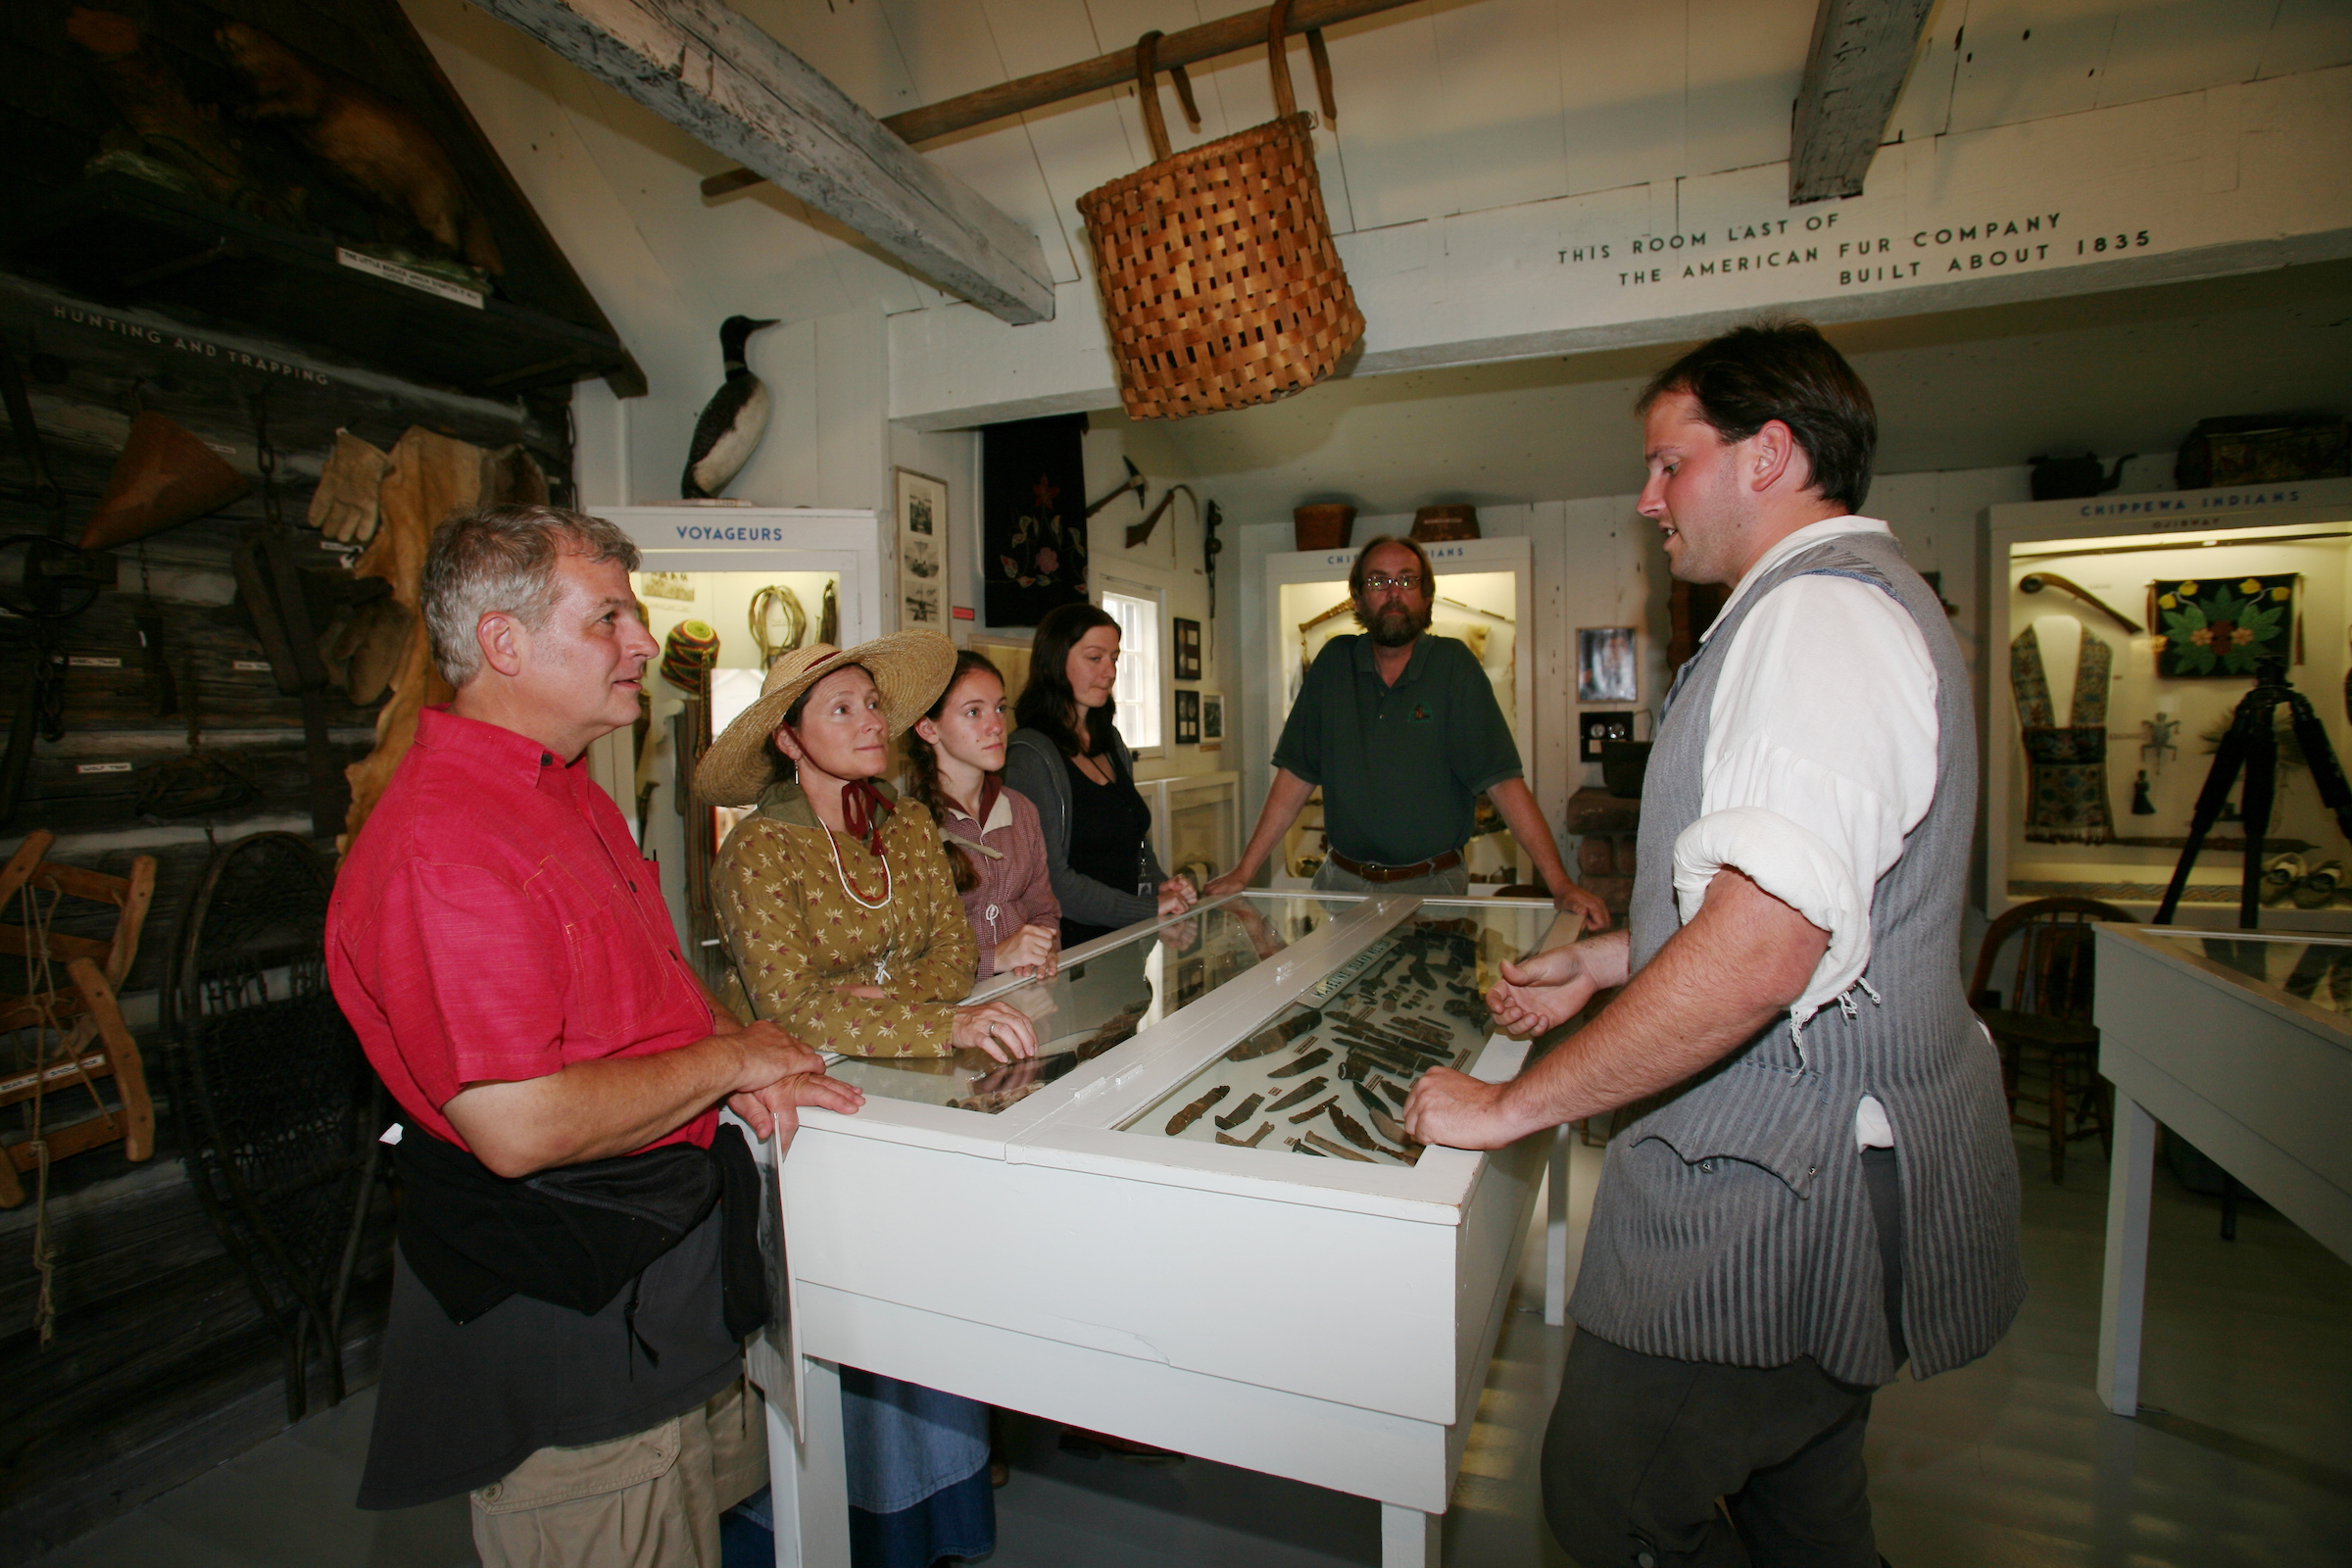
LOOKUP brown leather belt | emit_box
[1325,848,1462,883]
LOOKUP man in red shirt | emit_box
[329,504,857,1564]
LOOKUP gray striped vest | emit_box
[1567,531,2025,1386]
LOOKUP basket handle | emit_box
[1135,30,1173,163]
[1265,0,1299,122]
[1135,2,1315,163]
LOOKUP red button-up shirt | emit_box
[328,707,716,1153]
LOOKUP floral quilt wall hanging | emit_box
[981,413,1090,627]
[2150,574,2296,677]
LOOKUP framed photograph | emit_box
[1173,687,1201,745]
[895,467,949,629]
[1580,711,1635,761]
[1172,616,1202,681]
[1200,692,1223,753]
[1577,626,1639,704]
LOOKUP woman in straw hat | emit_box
[700,632,1038,1063]
[701,631,1023,1564]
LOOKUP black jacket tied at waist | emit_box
[394,1122,769,1344]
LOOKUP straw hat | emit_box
[696,630,957,806]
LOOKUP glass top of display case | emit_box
[817,894,1344,1115]
[1118,900,1559,1165]
[2120,926,2352,1019]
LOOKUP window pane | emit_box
[1102,590,1161,750]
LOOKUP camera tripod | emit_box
[2155,657,2352,927]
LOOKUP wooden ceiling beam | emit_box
[469,0,1055,325]
[701,0,1424,198]
[1788,0,1937,204]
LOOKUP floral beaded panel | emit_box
[711,782,976,1059]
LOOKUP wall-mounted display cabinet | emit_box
[1258,538,1537,891]
[748,891,1575,1568]
[583,507,887,954]
[1984,477,2352,926]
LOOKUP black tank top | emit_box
[1060,747,1152,947]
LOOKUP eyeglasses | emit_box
[1362,572,1424,594]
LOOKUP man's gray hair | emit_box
[422,505,640,685]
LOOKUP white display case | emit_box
[1984,477,2352,926]
[583,507,887,950]
[750,891,1577,1568]
[2092,923,2352,1416]
[1258,537,1537,891]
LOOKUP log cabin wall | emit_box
[0,267,573,1555]
[0,0,616,1546]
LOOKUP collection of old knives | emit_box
[1156,922,1492,1166]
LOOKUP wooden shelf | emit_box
[3,175,637,398]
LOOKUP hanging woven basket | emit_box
[1077,1,1365,421]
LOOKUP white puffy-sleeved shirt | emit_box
[1667,515,1938,1151]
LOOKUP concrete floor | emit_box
[26,1126,2352,1568]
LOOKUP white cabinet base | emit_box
[2094,1093,2158,1417]
[1381,1501,1444,1567]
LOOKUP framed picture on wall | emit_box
[1577,627,1639,703]
[1580,711,1635,761]
[1200,692,1223,753]
[895,467,948,629]
[1173,616,1202,680]
[1174,687,1201,745]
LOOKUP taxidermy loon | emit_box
[680,314,779,499]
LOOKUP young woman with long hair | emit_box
[1003,603,1196,948]
[904,649,1059,980]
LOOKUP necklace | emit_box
[821,822,894,983]
[823,819,893,909]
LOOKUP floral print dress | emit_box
[711,778,977,1054]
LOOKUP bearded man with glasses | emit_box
[1209,534,1606,926]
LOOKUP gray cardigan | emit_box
[1004,725,1168,933]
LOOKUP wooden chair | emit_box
[1967,897,2132,1183]
[0,831,159,1207]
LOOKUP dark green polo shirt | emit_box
[1271,633,1522,867]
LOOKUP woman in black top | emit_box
[1003,603,1197,947]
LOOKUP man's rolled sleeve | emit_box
[1671,806,1869,1022]
[1688,571,1939,1024]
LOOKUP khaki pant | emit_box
[470,1379,768,1568]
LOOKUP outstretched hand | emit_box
[1486,943,1603,1039]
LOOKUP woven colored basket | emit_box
[1077,3,1364,421]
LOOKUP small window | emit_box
[1101,587,1162,751]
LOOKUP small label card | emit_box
[335,247,486,309]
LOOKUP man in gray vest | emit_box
[1405,320,2023,1567]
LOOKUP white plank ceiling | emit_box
[412,0,2352,510]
